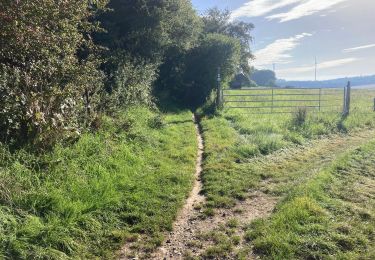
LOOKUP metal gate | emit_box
[221,85,375,114]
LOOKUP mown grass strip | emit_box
[246,139,375,259]
[200,108,375,209]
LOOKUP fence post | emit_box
[346,81,351,115]
[216,67,222,108]
[271,88,274,113]
[319,88,322,112]
[343,81,351,116]
[342,87,346,114]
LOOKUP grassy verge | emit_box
[246,138,375,259]
[200,108,375,209]
[0,107,197,259]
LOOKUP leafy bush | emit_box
[103,54,158,111]
[0,0,107,146]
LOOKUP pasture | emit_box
[202,86,375,209]
[193,87,375,258]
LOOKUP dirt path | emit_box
[150,116,279,259]
[152,114,205,259]
[151,129,375,259]
[120,127,375,259]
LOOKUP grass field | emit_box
[1,87,374,259]
[201,88,375,208]
[197,87,375,258]
[0,107,197,259]
[247,139,375,259]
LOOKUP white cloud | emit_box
[231,0,301,20]
[231,0,349,22]
[277,58,359,74]
[343,44,375,52]
[253,33,312,67]
[268,0,349,22]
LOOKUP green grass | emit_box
[196,87,375,258]
[198,222,240,259]
[198,86,375,258]
[246,139,375,259]
[0,107,197,259]
[200,88,375,209]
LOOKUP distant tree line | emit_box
[0,1,254,147]
[250,69,276,87]
[277,75,375,88]
[230,68,276,88]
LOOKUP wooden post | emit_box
[216,67,222,108]
[343,81,351,116]
[342,87,346,114]
[346,81,351,115]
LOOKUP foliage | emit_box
[155,7,254,107]
[0,0,107,146]
[250,69,276,87]
[96,0,203,110]
[202,8,254,75]
[182,34,241,108]
[0,0,254,145]
[153,47,189,103]
[292,107,308,127]
[230,73,256,89]
[102,53,158,111]
[96,0,201,62]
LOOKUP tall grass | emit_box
[0,107,197,259]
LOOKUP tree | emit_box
[95,0,202,107]
[202,8,254,74]
[182,34,241,108]
[97,0,201,61]
[230,73,257,89]
[155,7,253,107]
[0,0,107,146]
[250,69,277,87]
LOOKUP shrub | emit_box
[103,54,158,111]
[292,107,308,127]
[148,114,165,129]
[0,0,107,147]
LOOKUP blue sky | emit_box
[191,0,375,80]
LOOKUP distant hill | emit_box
[276,75,375,88]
